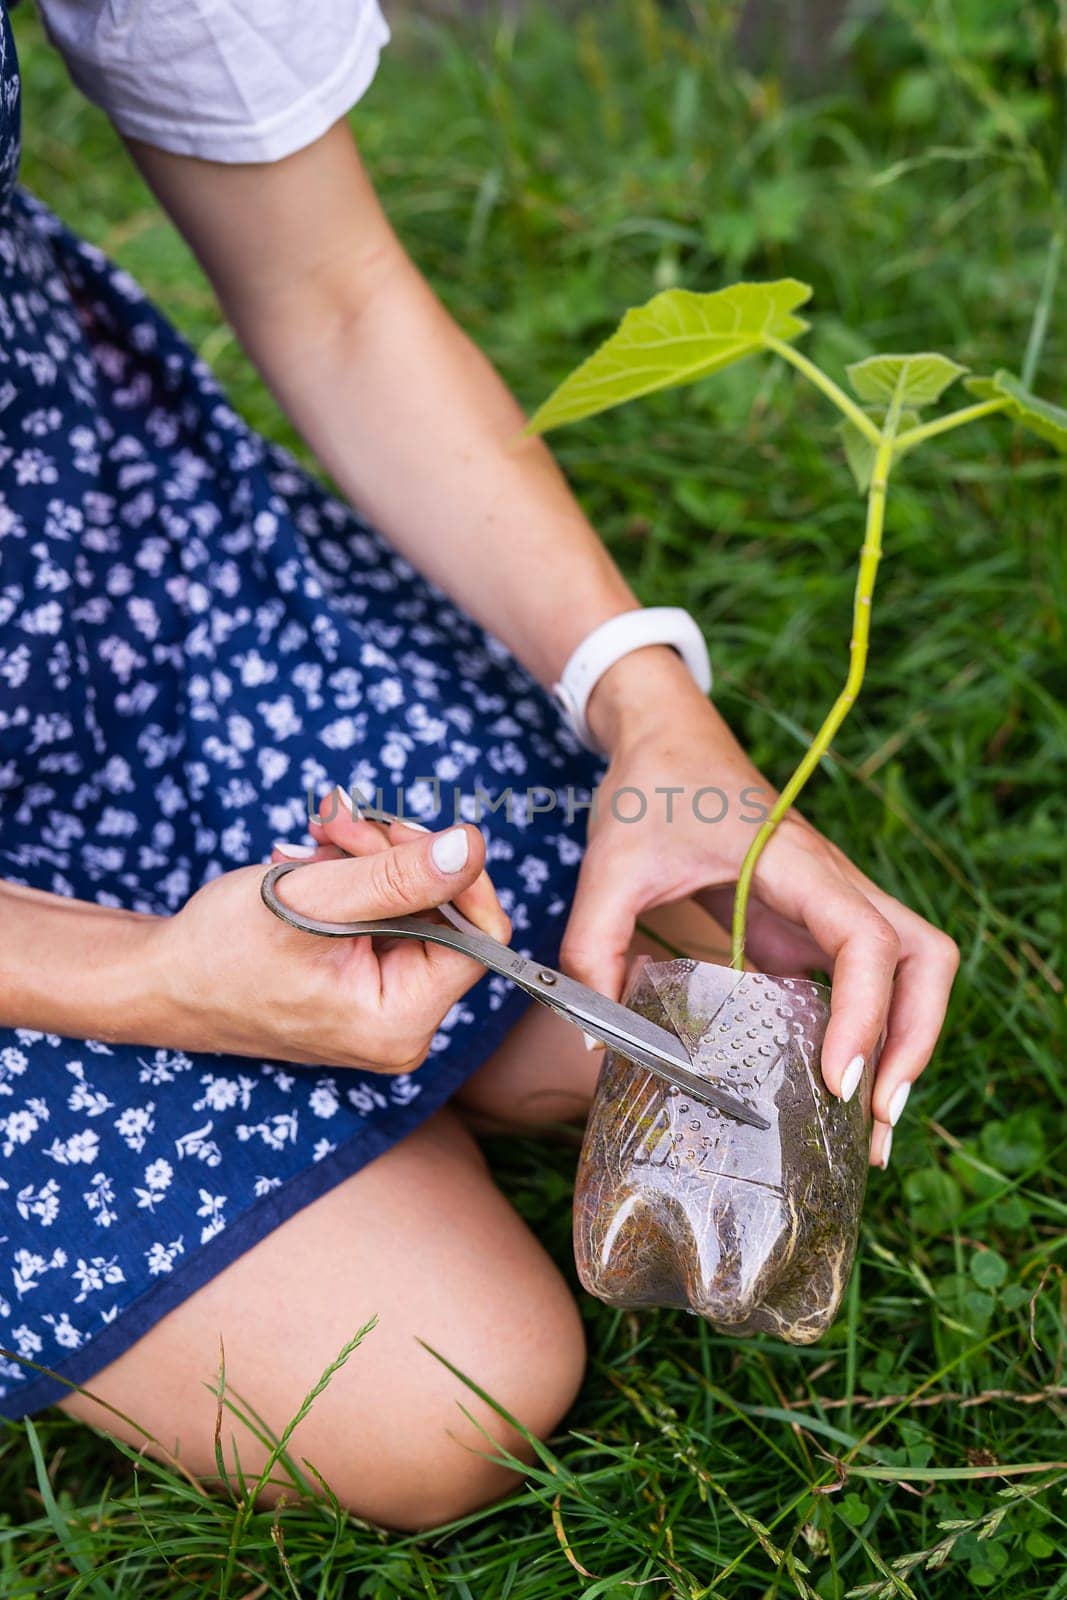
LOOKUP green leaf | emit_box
[970,1249,1009,1291]
[838,407,920,490]
[841,1492,870,1527]
[904,1168,964,1234]
[23,1419,115,1600]
[1026,1531,1057,1558]
[965,369,1067,451]
[839,413,878,492]
[980,1110,1046,1173]
[991,1194,1030,1230]
[525,279,812,433]
[891,69,941,127]
[973,1541,1009,1574]
[846,353,968,407]
[963,1288,997,1330]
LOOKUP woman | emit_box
[0,0,959,1529]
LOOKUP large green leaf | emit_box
[965,369,1067,451]
[838,408,920,492]
[846,352,968,408]
[525,279,812,434]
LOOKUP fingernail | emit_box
[880,1127,893,1169]
[431,827,469,874]
[888,1080,911,1127]
[334,784,356,814]
[839,1054,865,1103]
[273,840,316,858]
[397,818,429,834]
[583,1031,606,1052]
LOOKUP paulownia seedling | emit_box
[530,283,1066,1338]
[526,279,1067,968]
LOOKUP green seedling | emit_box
[526,280,1067,968]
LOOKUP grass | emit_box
[4,0,1067,1594]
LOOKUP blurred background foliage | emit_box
[4,1,1067,1596]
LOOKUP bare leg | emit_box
[57,1108,584,1531]
[54,898,724,1527]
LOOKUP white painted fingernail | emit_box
[839,1054,865,1103]
[880,1127,893,1169]
[431,828,469,874]
[274,841,316,858]
[583,1031,606,1052]
[398,818,429,833]
[334,784,355,814]
[888,1081,911,1127]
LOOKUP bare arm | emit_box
[123,119,959,1160]
[0,827,507,1071]
[0,880,167,1040]
[124,122,667,740]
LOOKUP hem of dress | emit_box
[0,979,539,1422]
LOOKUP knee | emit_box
[327,1270,587,1531]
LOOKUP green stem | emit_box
[764,335,882,445]
[894,396,1010,452]
[729,392,903,968]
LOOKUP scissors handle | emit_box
[262,859,552,985]
[260,858,770,1130]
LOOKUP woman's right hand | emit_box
[155,817,505,1075]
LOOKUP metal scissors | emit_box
[259,810,770,1131]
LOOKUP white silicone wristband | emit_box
[551,607,712,752]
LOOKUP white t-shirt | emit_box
[36,0,390,163]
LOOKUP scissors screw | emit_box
[537,970,557,986]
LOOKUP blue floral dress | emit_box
[0,2,599,1419]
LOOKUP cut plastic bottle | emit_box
[573,959,876,1343]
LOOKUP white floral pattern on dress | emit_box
[0,3,599,1417]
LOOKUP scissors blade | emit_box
[261,847,770,1131]
[501,954,770,1130]
[409,898,766,1128]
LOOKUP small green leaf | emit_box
[1026,1531,1057,1558]
[963,1288,996,1330]
[839,413,877,492]
[970,1249,1009,1290]
[838,408,920,490]
[526,279,812,433]
[991,1194,1030,1230]
[891,68,940,127]
[841,1492,870,1526]
[974,1541,1009,1574]
[904,1168,963,1234]
[846,352,968,407]
[965,369,1067,451]
[980,1110,1046,1173]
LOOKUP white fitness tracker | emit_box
[552,607,713,752]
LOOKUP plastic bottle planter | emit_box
[573,959,876,1344]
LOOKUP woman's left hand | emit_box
[561,650,960,1167]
